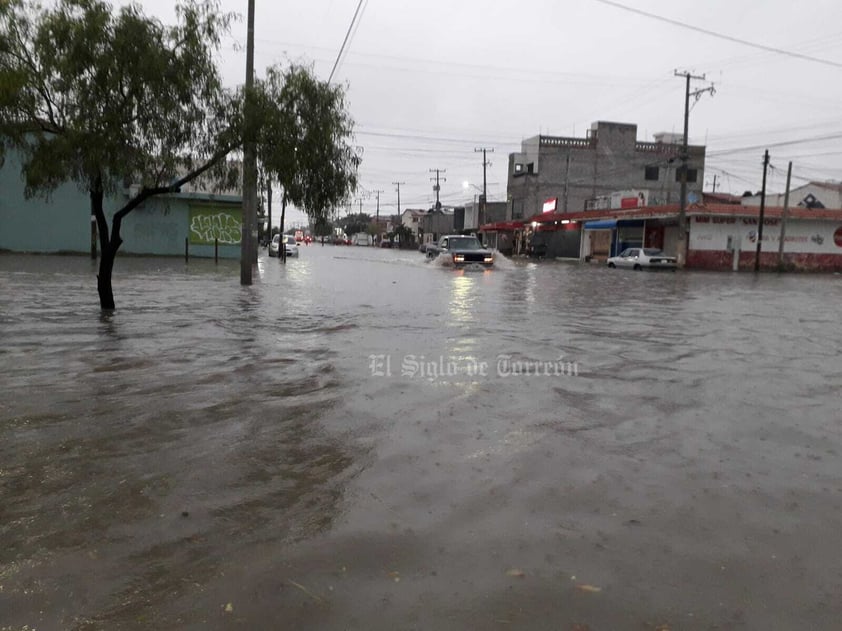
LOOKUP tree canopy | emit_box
[0,0,239,196]
[0,0,360,308]
[255,64,360,223]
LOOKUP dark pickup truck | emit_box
[425,235,495,269]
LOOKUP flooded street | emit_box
[1,247,841,630]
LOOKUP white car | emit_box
[283,235,299,258]
[268,234,299,258]
[607,247,676,270]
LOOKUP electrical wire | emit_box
[327,0,367,83]
[592,0,842,69]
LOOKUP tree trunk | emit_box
[88,147,236,310]
[97,247,116,310]
[91,177,117,310]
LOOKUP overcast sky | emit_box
[124,0,842,225]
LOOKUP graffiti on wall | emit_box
[189,206,242,245]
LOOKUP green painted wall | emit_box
[1,148,242,258]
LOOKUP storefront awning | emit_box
[583,219,617,230]
[479,221,525,231]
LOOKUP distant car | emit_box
[283,235,299,257]
[426,234,494,268]
[607,247,676,270]
[268,234,281,257]
[380,239,393,248]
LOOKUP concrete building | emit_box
[507,121,706,220]
[419,208,454,244]
[401,209,427,241]
[463,200,507,231]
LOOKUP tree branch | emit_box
[112,143,238,225]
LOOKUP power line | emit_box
[708,131,842,157]
[327,0,367,83]
[592,0,842,69]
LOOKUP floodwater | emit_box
[1,247,841,630]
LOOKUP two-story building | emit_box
[507,120,706,220]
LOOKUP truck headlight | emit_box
[453,254,465,262]
[484,256,494,263]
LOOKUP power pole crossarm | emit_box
[429,168,446,209]
[674,69,715,269]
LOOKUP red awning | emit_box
[479,220,525,231]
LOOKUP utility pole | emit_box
[754,149,770,273]
[90,215,97,260]
[267,177,272,244]
[429,168,446,210]
[675,70,715,269]
[777,161,793,270]
[711,174,717,193]
[392,181,405,216]
[475,148,493,226]
[373,189,384,221]
[240,0,256,285]
[563,154,571,212]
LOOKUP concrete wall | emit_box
[0,148,115,253]
[1,149,242,258]
[420,211,454,241]
[688,215,842,271]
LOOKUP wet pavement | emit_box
[1,247,841,630]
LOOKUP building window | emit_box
[675,168,698,183]
[644,166,659,181]
[514,163,524,176]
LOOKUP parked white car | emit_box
[607,247,676,270]
[283,234,299,257]
[268,234,299,258]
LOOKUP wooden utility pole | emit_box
[754,150,770,272]
[374,189,384,221]
[280,192,287,263]
[392,181,405,216]
[563,154,571,212]
[267,178,272,245]
[475,148,493,226]
[675,70,714,268]
[777,161,793,270]
[90,215,97,260]
[429,168,446,210]
[240,0,256,284]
